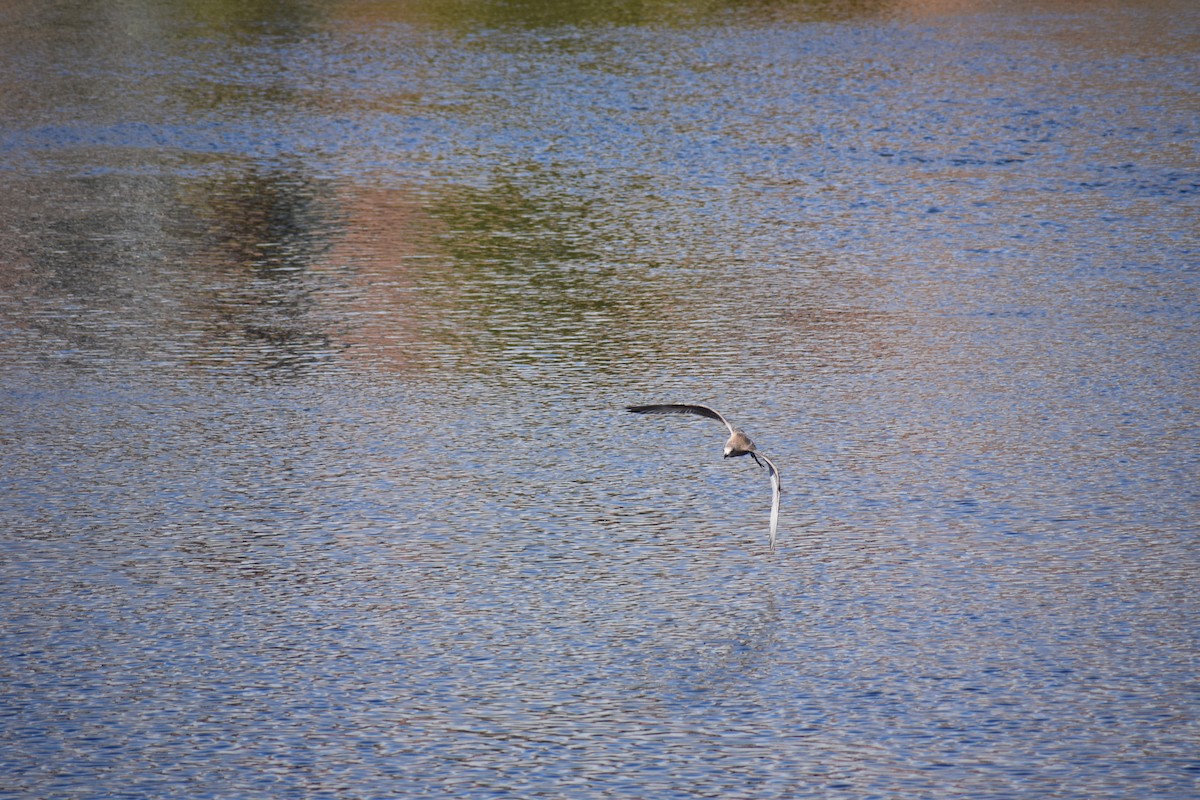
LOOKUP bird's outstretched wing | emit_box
[758,452,782,550]
[626,404,736,436]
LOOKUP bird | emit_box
[626,403,781,549]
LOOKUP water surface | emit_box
[1,0,1197,797]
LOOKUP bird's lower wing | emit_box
[760,453,781,550]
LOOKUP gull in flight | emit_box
[626,404,781,549]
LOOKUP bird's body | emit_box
[723,429,759,461]
[626,403,781,549]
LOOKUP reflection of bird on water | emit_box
[626,403,781,550]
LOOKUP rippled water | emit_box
[2,0,1197,797]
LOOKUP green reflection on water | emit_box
[430,174,595,270]
[173,0,898,34]
[368,0,896,29]
[417,171,640,370]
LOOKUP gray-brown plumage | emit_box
[626,403,781,549]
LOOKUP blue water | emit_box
[1,1,1197,797]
